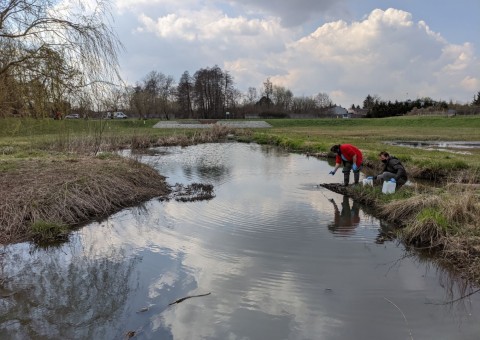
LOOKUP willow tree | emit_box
[0,0,123,117]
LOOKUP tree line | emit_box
[126,69,335,119]
[361,95,447,118]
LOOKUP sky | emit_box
[110,0,480,108]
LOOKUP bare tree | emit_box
[177,71,194,118]
[272,85,293,111]
[223,70,234,114]
[129,71,176,119]
[314,92,333,108]
[246,87,258,104]
[159,75,175,120]
[130,84,148,119]
[101,85,129,115]
[193,65,228,119]
[262,78,273,105]
[291,96,317,113]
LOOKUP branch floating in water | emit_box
[168,292,211,306]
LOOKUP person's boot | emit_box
[353,172,360,185]
[342,172,350,186]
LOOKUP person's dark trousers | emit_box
[353,171,360,184]
[378,172,407,186]
[342,161,361,185]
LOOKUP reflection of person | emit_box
[369,151,408,187]
[328,196,360,234]
[328,144,363,186]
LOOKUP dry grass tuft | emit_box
[402,208,448,247]
[442,190,479,225]
[380,194,441,224]
[0,156,170,244]
[34,124,236,155]
[155,124,235,147]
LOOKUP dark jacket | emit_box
[383,156,407,181]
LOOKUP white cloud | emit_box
[225,0,347,27]
[460,76,479,92]
[245,8,480,105]
[114,2,480,106]
[137,9,288,44]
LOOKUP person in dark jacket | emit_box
[372,151,408,186]
[329,144,363,186]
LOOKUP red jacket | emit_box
[335,144,363,167]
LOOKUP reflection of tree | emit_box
[328,196,360,235]
[259,145,290,158]
[197,164,230,182]
[0,246,139,338]
[181,163,230,183]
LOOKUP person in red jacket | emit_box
[329,144,363,186]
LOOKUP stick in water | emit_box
[384,297,413,340]
[168,292,211,306]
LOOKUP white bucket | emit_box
[362,178,373,186]
[382,181,396,194]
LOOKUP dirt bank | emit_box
[0,156,170,244]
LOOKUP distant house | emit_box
[329,106,349,118]
[347,108,368,118]
[255,96,273,107]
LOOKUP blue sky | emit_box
[112,0,480,107]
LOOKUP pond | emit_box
[386,141,480,154]
[1,143,480,339]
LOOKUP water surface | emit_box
[386,140,480,154]
[1,143,479,339]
